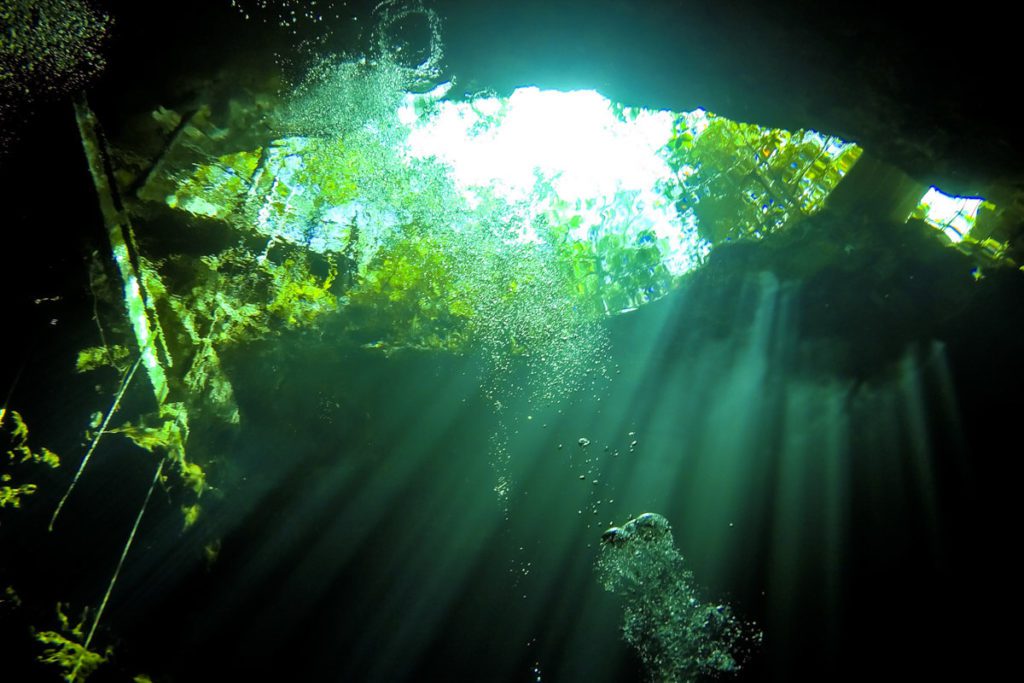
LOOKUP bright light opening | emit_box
[915,186,985,243]
[400,86,706,275]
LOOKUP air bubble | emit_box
[596,512,760,680]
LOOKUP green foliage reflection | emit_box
[660,112,861,244]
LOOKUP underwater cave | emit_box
[1,1,1021,681]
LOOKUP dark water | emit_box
[2,2,1022,682]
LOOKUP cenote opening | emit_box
[1,1,1021,682]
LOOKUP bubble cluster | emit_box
[596,513,760,682]
[270,47,608,391]
[186,3,609,499]
[453,228,607,499]
[0,0,111,151]
[459,234,609,406]
[221,2,609,416]
[275,56,412,141]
